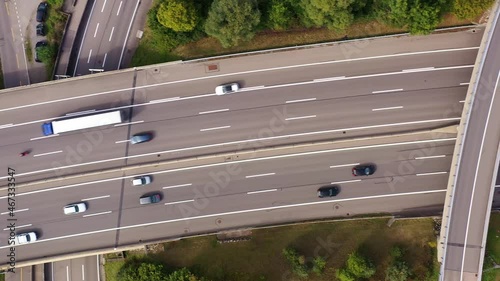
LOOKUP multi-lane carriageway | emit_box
[0,27,493,268]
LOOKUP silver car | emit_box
[64,202,87,215]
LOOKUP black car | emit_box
[352,164,376,176]
[34,41,47,62]
[36,2,48,22]
[317,185,340,198]
[36,23,45,36]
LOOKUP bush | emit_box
[453,0,494,19]
[312,256,327,275]
[299,0,355,31]
[337,251,376,280]
[282,248,309,278]
[386,261,411,281]
[157,0,199,32]
[117,258,168,281]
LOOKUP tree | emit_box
[385,261,411,281]
[204,0,261,48]
[408,0,441,35]
[267,0,294,30]
[453,0,494,20]
[157,0,199,32]
[375,0,410,28]
[299,0,355,31]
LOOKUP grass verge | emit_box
[103,259,125,281]
[483,212,500,281]
[132,10,472,66]
[106,218,440,281]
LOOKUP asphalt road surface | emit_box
[441,5,500,280]
[0,27,486,264]
[71,0,141,76]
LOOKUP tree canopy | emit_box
[204,0,261,47]
[157,0,199,32]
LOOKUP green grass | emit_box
[124,218,438,281]
[104,260,125,281]
[483,212,500,281]
[25,39,33,64]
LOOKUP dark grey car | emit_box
[317,185,340,198]
[352,164,376,176]
[130,132,153,144]
[140,193,161,205]
[36,2,48,22]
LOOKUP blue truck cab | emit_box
[42,122,54,136]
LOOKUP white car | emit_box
[132,175,152,186]
[215,83,239,95]
[15,232,38,245]
[63,202,87,215]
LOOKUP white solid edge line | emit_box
[415,171,448,176]
[313,76,346,82]
[162,183,192,189]
[0,208,29,215]
[114,120,144,126]
[402,67,436,72]
[372,106,404,111]
[164,199,195,206]
[200,125,231,132]
[331,179,362,184]
[3,224,31,231]
[245,172,276,178]
[199,108,229,115]
[285,98,317,103]
[0,123,14,129]
[117,0,140,68]
[30,134,59,141]
[73,0,97,76]
[415,155,446,160]
[0,189,446,249]
[0,138,457,198]
[247,189,278,195]
[149,97,180,103]
[33,150,63,157]
[330,163,360,168]
[285,115,317,121]
[81,195,110,201]
[4,117,460,180]
[371,88,404,94]
[83,211,112,218]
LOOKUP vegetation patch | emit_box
[42,0,68,78]
[131,0,487,66]
[105,218,441,280]
[483,212,500,281]
[104,260,125,281]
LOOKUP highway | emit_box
[440,2,500,280]
[71,0,141,76]
[0,27,486,265]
